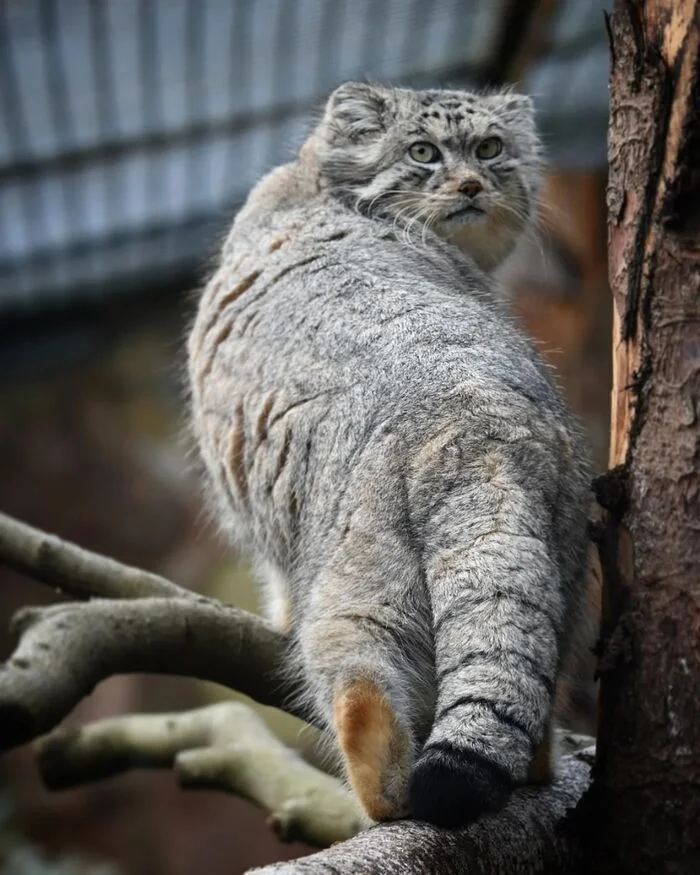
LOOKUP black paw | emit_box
[408,742,512,828]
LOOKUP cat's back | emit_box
[189,184,573,549]
[188,172,577,530]
[190,178,548,413]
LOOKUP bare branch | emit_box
[248,748,595,874]
[0,598,301,752]
[33,704,593,861]
[174,705,362,846]
[0,511,597,870]
[0,510,196,601]
[35,702,361,848]
[36,705,217,787]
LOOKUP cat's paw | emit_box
[333,676,413,822]
[408,742,512,827]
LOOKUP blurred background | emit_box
[0,1,611,873]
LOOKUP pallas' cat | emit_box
[187,82,591,827]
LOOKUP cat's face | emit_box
[314,83,542,271]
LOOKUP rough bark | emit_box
[593,1,700,872]
[249,749,595,875]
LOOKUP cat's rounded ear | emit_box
[323,82,391,141]
[488,92,536,131]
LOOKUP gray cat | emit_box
[187,82,591,827]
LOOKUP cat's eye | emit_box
[476,137,503,160]
[408,141,442,164]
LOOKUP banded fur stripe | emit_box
[268,427,293,492]
[269,254,323,286]
[433,589,560,640]
[255,392,277,443]
[227,401,249,504]
[200,269,262,340]
[434,695,536,745]
[266,389,336,432]
[436,649,555,698]
[199,255,322,357]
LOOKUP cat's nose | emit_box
[459,180,483,198]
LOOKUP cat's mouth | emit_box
[442,205,487,225]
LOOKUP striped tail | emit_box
[408,472,566,827]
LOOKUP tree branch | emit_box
[0,510,195,601]
[0,598,301,752]
[34,706,595,866]
[0,510,600,871]
[247,748,595,874]
[36,702,362,848]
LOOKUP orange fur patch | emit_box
[333,678,410,822]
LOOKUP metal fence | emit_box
[0,0,610,314]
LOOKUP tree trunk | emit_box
[594,1,700,872]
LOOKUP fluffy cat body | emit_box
[188,84,591,827]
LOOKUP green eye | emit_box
[476,137,503,160]
[408,141,441,164]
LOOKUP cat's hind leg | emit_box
[333,671,413,822]
[299,541,433,822]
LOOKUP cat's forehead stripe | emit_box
[408,94,487,134]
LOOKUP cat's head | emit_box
[311,82,542,271]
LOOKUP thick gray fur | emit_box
[187,83,591,824]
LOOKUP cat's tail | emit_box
[408,467,572,827]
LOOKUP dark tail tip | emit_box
[408,742,512,828]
